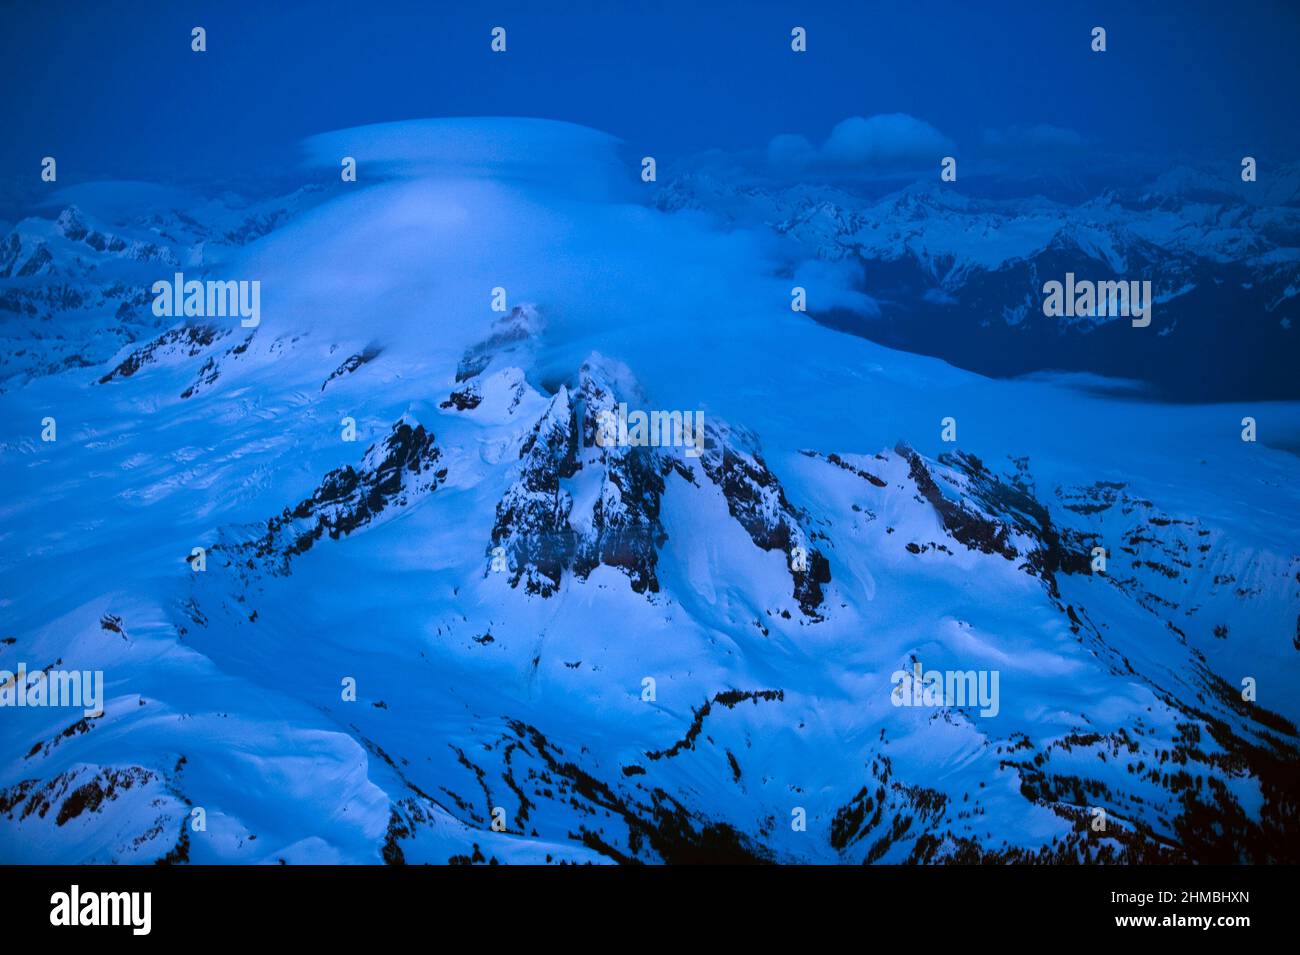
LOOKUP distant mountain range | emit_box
[656,164,1300,400]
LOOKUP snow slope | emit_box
[1,119,1298,864]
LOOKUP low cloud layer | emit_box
[765,115,1090,179]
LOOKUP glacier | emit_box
[1,118,1298,864]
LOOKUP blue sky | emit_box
[2,0,1298,183]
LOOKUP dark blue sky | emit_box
[3,0,1298,184]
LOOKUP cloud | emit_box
[301,117,629,200]
[793,259,880,317]
[768,114,953,171]
[766,133,817,168]
[822,114,954,164]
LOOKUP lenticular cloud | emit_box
[301,117,630,199]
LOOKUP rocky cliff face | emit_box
[237,415,447,575]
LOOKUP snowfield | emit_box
[1,118,1298,864]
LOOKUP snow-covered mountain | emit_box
[1,119,1298,864]
[656,168,1300,401]
[0,184,330,389]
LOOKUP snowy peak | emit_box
[231,414,446,576]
